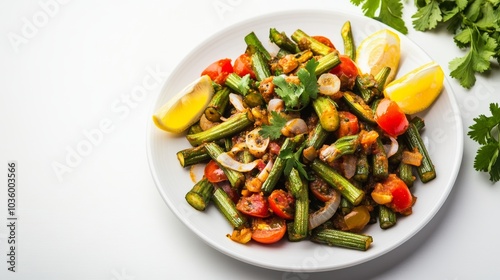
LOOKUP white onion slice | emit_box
[216,152,259,172]
[267,98,285,113]
[245,128,270,158]
[229,93,246,112]
[281,118,308,137]
[308,189,341,230]
[318,73,341,96]
[383,136,399,158]
[256,159,274,182]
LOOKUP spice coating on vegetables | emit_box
[157,23,442,250]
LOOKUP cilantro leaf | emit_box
[468,103,500,183]
[412,0,442,31]
[449,28,497,89]
[297,59,319,104]
[259,111,287,140]
[273,75,304,110]
[279,144,312,180]
[237,74,251,96]
[377,0,408,34]
[351,0,408,34]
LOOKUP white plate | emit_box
[147,9,463,272]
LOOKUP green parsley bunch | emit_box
[351,0,500,89]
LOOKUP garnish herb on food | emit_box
[153,22,445,248]
[468,103,500,183]
[351,0,500,89]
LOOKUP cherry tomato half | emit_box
[309,176,336,202]
[251,216,287,244]
[312,35,336,50]
[201,58,233,84]
[236,193,270,218]
[336,111,359,138]
[233,53,256,79]
[204,160,228,183]
[329,55,358,89]
[268,189,295,220]
[375,98,409,137]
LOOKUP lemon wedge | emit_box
[383,61,444,115]
[153,75,214,133]
[356,29,401,85]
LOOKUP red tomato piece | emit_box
[329,55,358,87]
[251,216,287,244]
[204,160,228,183]
[236,193,270,218]
[268,142,281,155]
[233,53,256,79]
[375,98,409,137]
[312,35,336,50]
[201,58,233,84]
[336,111,359,138]
[268,189,295,220]
[309,176,336,202]
[372,174,414,214]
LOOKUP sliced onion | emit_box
[383,136,399,158]
[256,159,274,182]
[245,128,270,158]
[267,98,285,113]
[308,189,341,230]
[216,152,259,172]
[281,118,308,137]
[229,93,246,112]
[318,73,341,96]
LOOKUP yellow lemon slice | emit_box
[383,61,444,114]
[153,75,214,133]
[356,29,401,85]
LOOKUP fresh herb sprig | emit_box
[260,111,288,140]
[273,59,319,110]
[351,0,500,89]
[468,103,500,183]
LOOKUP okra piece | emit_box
[378,205,397,229]
[411,116,425,131]
[399,161,416,188]
[261,134,304,194]
[205,87,230,122]
[340,197,353,215]
[343,91,376,125]
[315,51,341,76]
[354,152,370,182]
[372,137,389,180]
[225,73,251,96]
[319,134,360,163]
[204,142,245,189]
[310,228,373,251]
[187,122,203,135]
[186,111,254,146]
[375,66,391,92]
[249,47,272,81]
[212,188,247,229]
[244,31,271,61]
[403,123,436,183]
[291,29,333,56]
[341,21,356,60]
[306,121,329,150]
[185,178,215,211]
[287,168,309,241]
[311,159,365,205]
[312,96,339,132]
[176,145,210,167]
[295,49,314,64]
[269,28,301,54]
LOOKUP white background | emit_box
[1,0,499,279]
